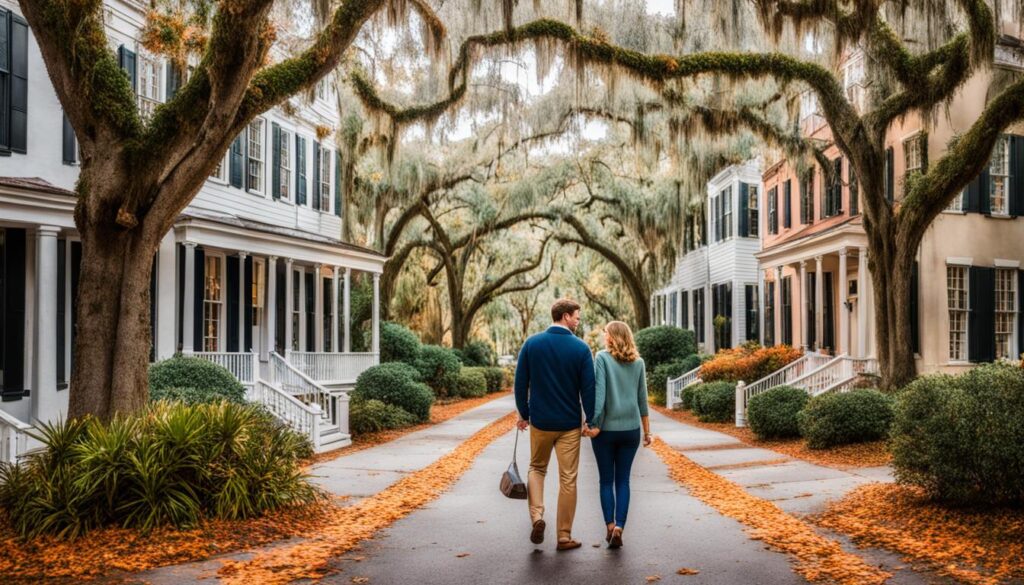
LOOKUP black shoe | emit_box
[531,519,545,544]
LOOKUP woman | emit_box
[585,321,652,549]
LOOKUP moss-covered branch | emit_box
[753,0,883,45]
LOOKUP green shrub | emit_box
[680,384,699,410]
[647,357,697,407]
[747,386,809,440]
[349,398,418,435]
[0,401,318,538]
[634,326,697,370]
[890,363,1024,505]
[380,322,421,364]
[414,345,462,399]
[481,367,507,393]
[691,381,736,423]
[456,368,488,398]
[798,389,894,449]
[459,340,497,367]
[352,363,434,422]
[148,356,246,404]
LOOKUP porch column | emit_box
[266,256,277,359]
[857,247,869,357]
[799,260,808,350]
[774,266,783,344]
[331,267,340,352]
[33,226,60,423]
[155,233,177,360]
[704,284,713,350]
[182,242,197,353]
[343,268,352,352]
[371,272,381,354]
[815,255,824,352]
[838,248,849,355]
[314,264,324,352]
[284,258,294,352]
[757,269,765,344]
[677,289,685,328]
[238,252,248,353]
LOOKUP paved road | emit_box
[321,424,807,585]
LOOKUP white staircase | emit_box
[666,365,703,409]
[734,352,879,427]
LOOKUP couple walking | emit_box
[513,298,651,551]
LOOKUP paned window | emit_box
[292,269,302,350]
[747,185,759,237]
[989,135,1010,215]
[318,148,332,212]
[947,265,968,361]
[203,256,223,352]
[995,268,1017,360]
[247,118,264,193]
[767,186,778,234]
[279,129,292,200]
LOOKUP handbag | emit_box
[500,429,528,499]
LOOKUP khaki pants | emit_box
[528,426,581,541]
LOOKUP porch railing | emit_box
[0,409,32,464]
[284,351,378,384]
[250,380,321,451]
[191,352,258,387]
[734,351,830,426]
[666,365,702,409]
[270,352,331,418]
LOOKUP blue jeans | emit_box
[590,428,640,528]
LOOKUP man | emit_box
[514,298,596,551]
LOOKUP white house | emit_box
[652,159,764,353]
[0,0,383,460]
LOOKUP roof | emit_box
[0,176,76,197]
[178,208,385,258]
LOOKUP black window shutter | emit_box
[2,228,26,400]
[738,183,749,237]
[275,260,286,354]
[968,266,995,363]
[226,256,239,353]
[823,273,834,351]
[271,123,281,200]
[62,113,77,164]
[1009,135,1024,217]
[229,134,244,188]
[849,164,859,215]
[304,271,315,350]
[978,167,992,214]
[165,63,182,100]
[800,176,808,224]
[70,242,80,366]
[312,142,321,210]
[744,285,754,342]
[57,239,66,384]
[335,150,343,217]
[681,292,689,329]
[910,261,920,354]
[296,135,307,205]
[193,247,205,352]
[782,277,793,346]
[177,244,184,351]
[807,272,816,349]
[243,256,253,352]
[834,158,843,214]
[783,180,792,228]
[885,147,894,202]
[117,45,137,93]
[149,254,157,362]
[10,14,29,153]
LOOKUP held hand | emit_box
[517,418,530,431]
[585,427,600,438]
[643,433,653,447]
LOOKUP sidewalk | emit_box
[650,409,893,515]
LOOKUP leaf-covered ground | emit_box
[813,483,1024,585]
[650,438,891,585]
[653,405,891,469]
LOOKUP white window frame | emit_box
[279,127,293,202]
[945,189,965,213]
[989,135,1010,216]
[202,253,226,352]
[747,184,759,237]
[721,186,733,240]
[318,147,332,212]
[995,268,1017,361]
[137,52,162,120]
[247,118,265,195]
[209,151,228,184]
[947,264,969,363]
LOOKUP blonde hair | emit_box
[604,321,640,363]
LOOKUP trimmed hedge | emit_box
[353,362,434,422]
[380,322,421,364]
[747,386,808,440]
[699,344,802,384]
[481,367,506,393]
[414,345,462,399]
[460,340,497,367]
[149,355,246,404]
[680,384,699,410]
[349,399,418,435]
[890,363,1024,505]
[798,389,894,449]
[648,357,697,407]
[456,368,488,398]
[634,326,697,370]
[691,381,736,423]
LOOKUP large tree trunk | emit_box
[69,213,161,420]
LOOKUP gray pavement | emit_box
[322,425,807,585]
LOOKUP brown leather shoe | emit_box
[556,539,582,551]
[530,520,545,544]
[608,527,623,549]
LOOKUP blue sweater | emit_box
[514,326,596,431]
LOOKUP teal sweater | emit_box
[592,350,649,432]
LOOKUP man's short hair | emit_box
[551,298,581,322]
